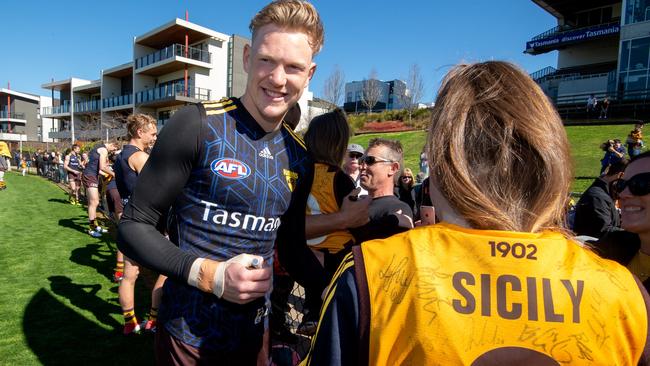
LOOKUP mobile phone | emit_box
[420,205,435,225]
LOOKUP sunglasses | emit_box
[359,155,395,166]
[612,172,650,197]
[348,152,363,159]
[401,176,412,180]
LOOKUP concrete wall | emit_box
[557,40,619,68]
[621,20,650,40]
[229,35,249,98]
[16,98,39,139]
[557,75,609,96]
[206,38,228,100]
[102,76,122,98]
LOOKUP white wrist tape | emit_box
[187,258,205,289]
[212,254,264,298]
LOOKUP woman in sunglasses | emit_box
[395,167,417,217]
[596,150,650,292]
[303,61,650,365]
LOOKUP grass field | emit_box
[351,124,641,193]
[0,172,154,366]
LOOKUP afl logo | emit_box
[210,158,251,180]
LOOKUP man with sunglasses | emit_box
[343,143,368,196]
[349,138,414,244]
[596,151,650,291]
[573,159,627,239]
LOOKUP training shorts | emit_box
[82,174,98,189]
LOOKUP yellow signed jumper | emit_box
[358,223,648,365]
[305,162,355,253]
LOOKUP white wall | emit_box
[557,41,618,68]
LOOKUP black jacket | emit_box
[594,231,650,292]
[573,177,621,238]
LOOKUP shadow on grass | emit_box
[70,243,117,283]
[23,288,154,366]
[58,218,91,235]
[47,276,121,329]
[48,198,72,205]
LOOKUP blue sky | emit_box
[1,0,558,103]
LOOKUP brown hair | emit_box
[427,61,572,232]
[304,108,349,166]
[126,113,156,140]
[249,0,324,54]
[368,138,403,166]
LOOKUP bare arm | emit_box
[98,148,114,177]
[306,189,371,239]
[128,151,149,174]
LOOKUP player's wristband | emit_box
[187,258,205,289]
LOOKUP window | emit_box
[630,38,650,70]
[625,0,650,24]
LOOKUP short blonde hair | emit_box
[126,113,156,140]
[427,61,572,232]
[249,0,324,54]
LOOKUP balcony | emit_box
[42,102,71,116]
[102,94,133,111]
[74,100,101,114]
[135,83,211,108]
[525,20,620,55]
[0,111,26,121]
[135,44,212,76]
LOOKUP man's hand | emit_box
[196,254,271,304]
[393,209,414,229]
[339,188,371,229]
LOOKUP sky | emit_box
[1,0,558,103]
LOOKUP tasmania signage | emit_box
[526,23,620,52]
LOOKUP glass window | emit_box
[630,38,650,71]
[626,0,650,24]
[621,41,631,72]
[627,70,648,91]
[603,7,612,22]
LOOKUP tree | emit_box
[361,69,382,113]
[322,65,345,110]
[401,64,426,123]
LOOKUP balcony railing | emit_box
[135,44,211,69]
[530,66,557,82]
[42,102,70,115]
[530,19,621,41]
[135,83,211,104]
[74,99,101,113]
[0,111,26,119]
[102,94,132,109]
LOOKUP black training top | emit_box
[349,195,413,244]
[117,98,325,348]
[82,143,104,177]
[114,144,141,200]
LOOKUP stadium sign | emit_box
[526,23,620,52]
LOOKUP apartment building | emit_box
[43,18,316,141]
[0,88,54,144]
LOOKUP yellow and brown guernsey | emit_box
[305,162,355,253]
[354,223,650,365]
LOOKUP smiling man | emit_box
[117,1,326,363]
[349,138,414,244]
